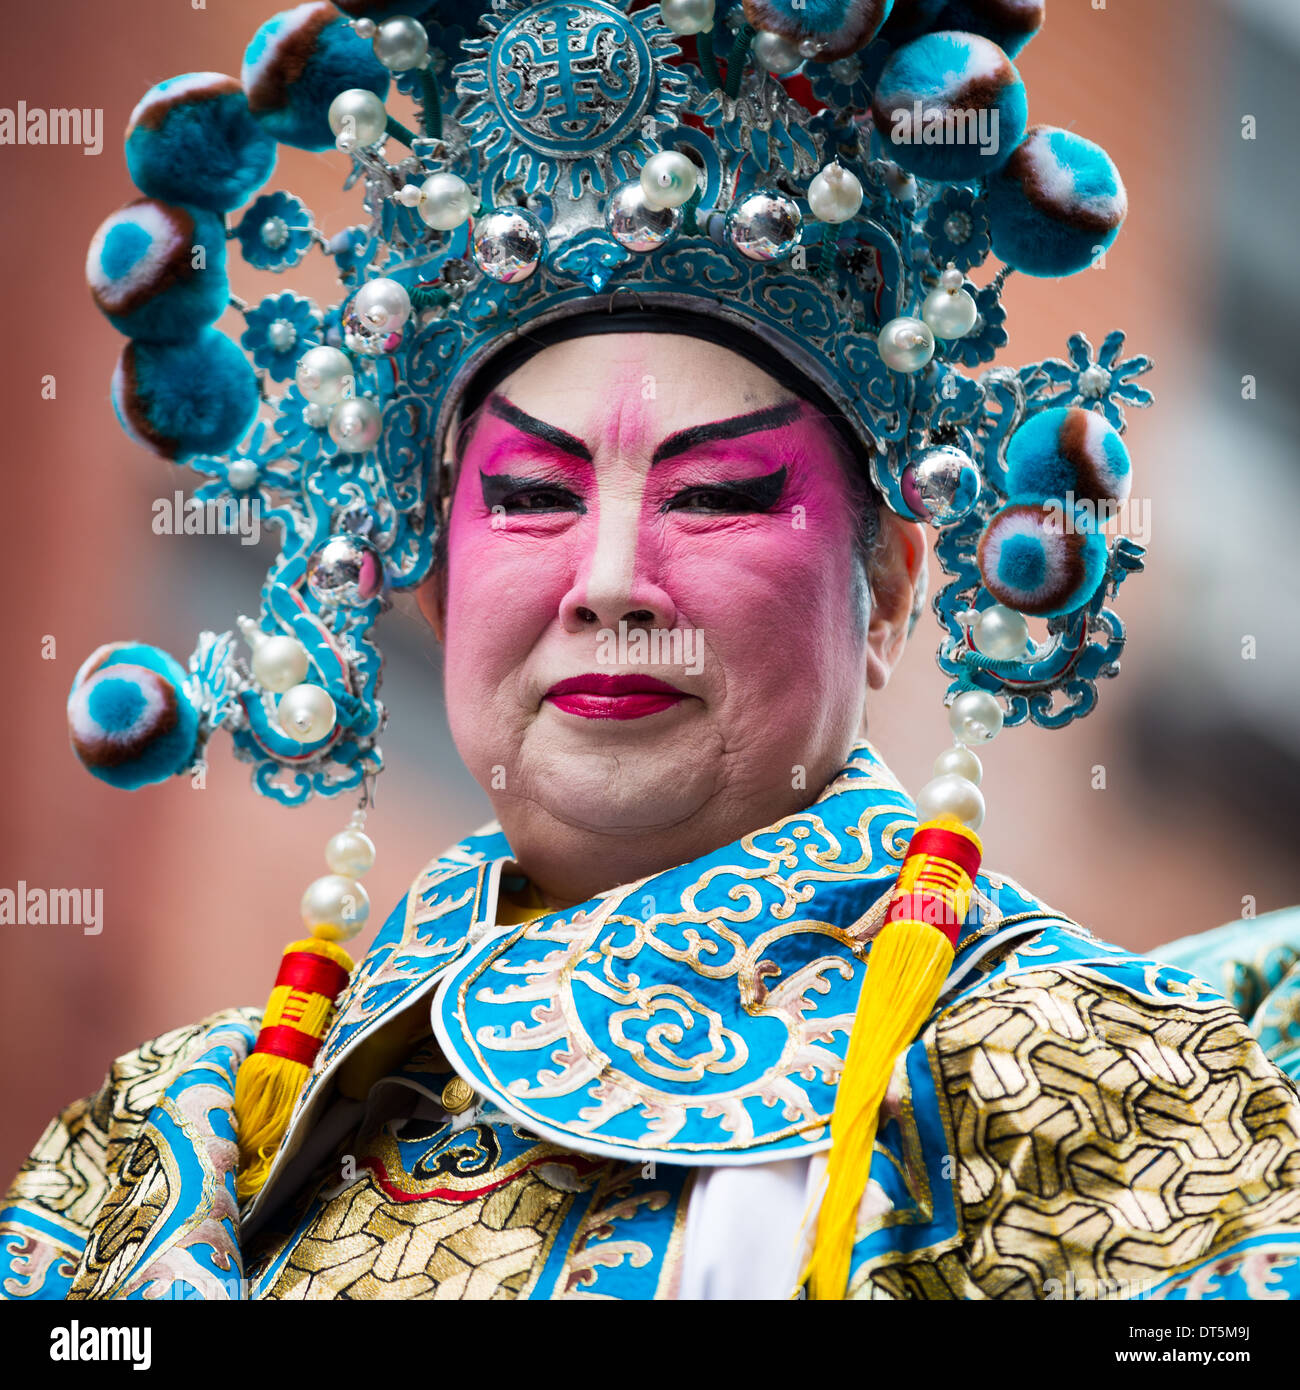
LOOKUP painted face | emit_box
[429,332,884,888]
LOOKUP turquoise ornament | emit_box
[1005,406,1132,508]
[125,73,276,212]
[871,30,1027,182]
[112,329,259,460]
[67,642,201,790]
[242,2,390,151]
[87,199,228,343]
[988,126,1127,277]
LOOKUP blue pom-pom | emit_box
[112,330,259,460]
[242,2,390,151]
[87,200,228,343]
[987,125,1128,277]
[1006,406,1132,507]
[871,31,1027,181]
[742,0,893,60]
[67,642,200,790]
[978,500,1109,618]
[879,0,1041,55]
[126,73,277,213]
[931,1,1044,56]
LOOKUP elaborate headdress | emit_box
[74,0,1152,1295]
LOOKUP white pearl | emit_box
[948,690,1004,746]
[934,745,983,785]
[326,829,376,878]
[353,277,411,333]
[396,183,423,208]
[267,318,297,353]
[752,30,804,76]
[303,401,332,429]
[296,345,354,405]
[328,397,383,453]
[328,88,388,149]
[660,0,715,36]
[227,458,260,491]
[640,151,698,210]
[916,774,985,831]
[808,161,863,223]
[300,873,370,942]
[417,171,476,230]
[877,316,935,373]
[252,634,310,694]
[922,286,978,340]
[974,605,1032,661]
[277,683,337,743]
[353,18,376,38]
[939,265,965,292]
[373,16,428,72]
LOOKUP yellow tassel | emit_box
[235,936,353,1202]
[803,815,982,1300]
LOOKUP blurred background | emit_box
[1,0,1297,1180]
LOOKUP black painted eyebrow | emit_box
[486,392,592,461]
[651,399,804,466]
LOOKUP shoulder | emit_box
[0,1007,259,1299]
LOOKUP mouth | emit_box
[544,673,689,721]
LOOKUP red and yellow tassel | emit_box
[803,814,983,1300]
[234,936,353,1201]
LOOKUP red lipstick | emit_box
[544,673,687,720]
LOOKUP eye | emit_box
[497,485,583,513]
[480,471,586,514]
[661,467,787,515]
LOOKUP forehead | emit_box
[455,331,800,459]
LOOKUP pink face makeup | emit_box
[433,333,876,849]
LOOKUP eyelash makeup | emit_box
[478,466,788,516]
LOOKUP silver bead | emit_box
[948,690,1004,746]
[303,402,333,430]
[470,206,546,283]
[901,446,980,525]
[934,745,983,785]
[277,683,337,744]
[325,828,376,878]
[251,634,310,693]
[726,189,802,262]
[916,774,985,831]
[807,160,863,224]
[752,30,804,76]
[974,605,1032,661]
[328,88,388,150]
[301,873,370,941]
[922,285,978,340]
[416,171,476,231]
[605,180,682,252]
[878,316,935,373]
[327,396,383,452]
[639,151,699,210]
[306,534,385,607]
[373,15,428,72]
[296,345,354,405]
[227,458,260,491]
[797,37,826,58]
[660,0,715,36]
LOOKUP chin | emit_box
[521,719,723,836]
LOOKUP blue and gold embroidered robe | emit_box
[4,744,1300,1300]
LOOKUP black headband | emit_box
[456,305,871,469]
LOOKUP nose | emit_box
[558,486,676,634]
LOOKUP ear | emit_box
[414,568,447,644]
[866,512,927,691]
